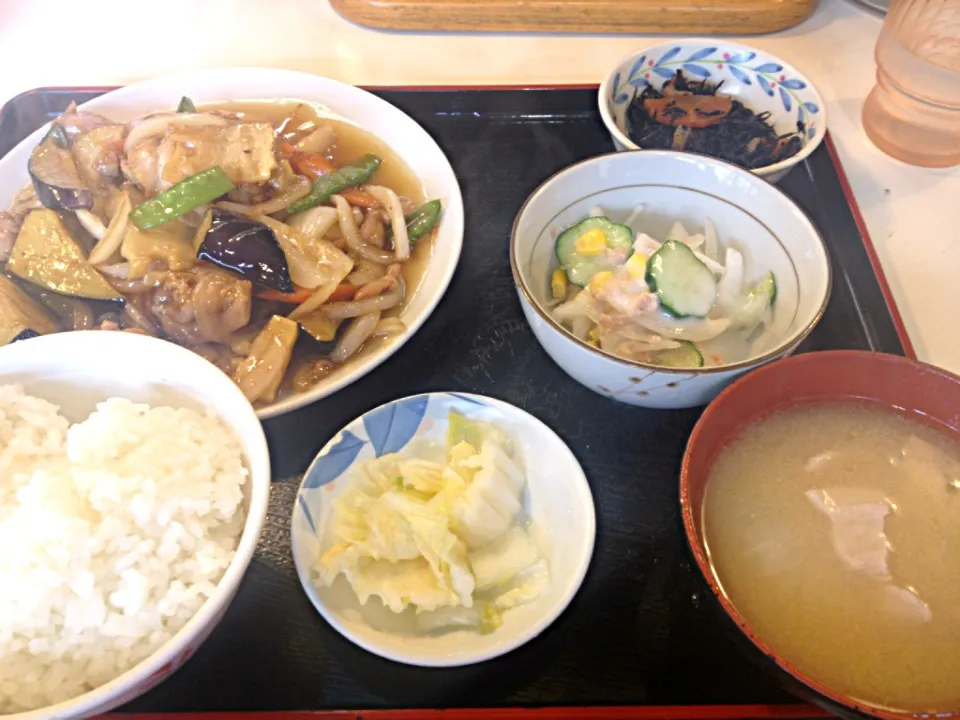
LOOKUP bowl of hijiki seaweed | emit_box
[598,40,826,183]
[510,149,831,409]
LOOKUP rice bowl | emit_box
[0,331,270,719]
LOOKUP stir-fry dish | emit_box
[0,98,442,405]
[550,207,776,369]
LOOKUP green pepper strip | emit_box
[387,199,442,245]
[130,166,235,230]
[405,199,442,244]
[286,154,382,214]
[177,96,196,113]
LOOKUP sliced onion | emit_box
[287,205,339,242]
[97,262,130,279]
[703,219,719,262]
[227,212,352,290]
[88,192,131,265]
[294,125,336,154]
[323,277,404,319]
[347,259,387,287]
[372,317,406,338]
[253,214,332,289]
[330,311,380,364]
[75,210,106,240]
[216,175,310,216]
[332,194,394,266]
[716,247,744,311]
[634,313,731,343]
[124,113,227,155]
[287,278,341,321]
[365,185,409,261]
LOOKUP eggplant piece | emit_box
[198,210,294,293]
[7,209,121,300]
[0,273,60,346]
[29,127,93,211]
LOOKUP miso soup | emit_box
[703,402,960,713]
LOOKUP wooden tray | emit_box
[329,0,821,34]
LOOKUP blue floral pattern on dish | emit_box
[363,394,430,457]
[303,429,367,489]
[611,46,820,140]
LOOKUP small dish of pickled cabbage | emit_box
[291,392,595,666]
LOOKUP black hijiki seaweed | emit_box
[626,71,805,171]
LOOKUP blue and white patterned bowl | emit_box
[598,40,827,183]
[291,392,596,666]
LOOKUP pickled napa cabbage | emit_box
[314,412,549,633]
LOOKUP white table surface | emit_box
[0,0,957,370]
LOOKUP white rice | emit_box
[0,385,247,714]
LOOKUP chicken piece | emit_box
[122,139,162,196]
[157,123,277,188]
[72,125,127,194]
[122,123,277,195]
[148,267,252,345]
[594,280,658,316]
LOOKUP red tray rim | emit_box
[0,83,897,719]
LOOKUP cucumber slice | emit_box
[555,217,633,286]
[732,271,777,330]
[653,341,704,369]
[645,240,717,318]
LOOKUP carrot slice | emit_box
[290,152,336,179]
[256,282,357,305]
[339,187,378,208]
[327,283,358,302]
[255,285,313,304]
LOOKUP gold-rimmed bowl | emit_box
[509,150,831,409]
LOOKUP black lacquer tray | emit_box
[0,86,912,720]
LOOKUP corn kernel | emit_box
[550,268,568,300]
[588,271,613,295]
[624,252,648,278]
[587,327,600,345]
[574,229,608,257]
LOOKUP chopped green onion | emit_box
[177,96,196,113]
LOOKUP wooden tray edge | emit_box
[328,0,821,34]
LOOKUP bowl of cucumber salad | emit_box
[510,150,831,409]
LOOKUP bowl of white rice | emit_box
[0,331,271,719]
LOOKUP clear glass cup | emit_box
[862,0,960,168]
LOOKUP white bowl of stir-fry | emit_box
[0,68,464,418]
[510,150,831,409]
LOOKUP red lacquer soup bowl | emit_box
[680,350,960,720]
